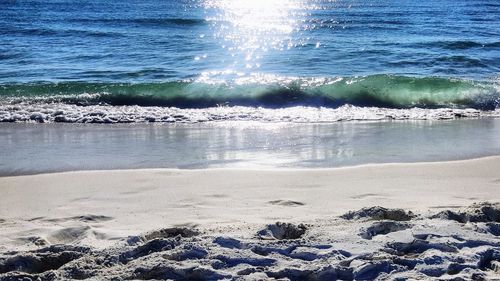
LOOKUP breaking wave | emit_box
[0,75,499,110]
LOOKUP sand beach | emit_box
[0,156,499,279]
[2,0,500,279]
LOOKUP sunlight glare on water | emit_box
[202,0,310,81]
[1,0,498,83]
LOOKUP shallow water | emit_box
[1,119,500,175]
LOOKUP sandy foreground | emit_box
[0,157,499,280]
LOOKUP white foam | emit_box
[0,103,497,124]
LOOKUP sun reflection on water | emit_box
[202,0,311,81]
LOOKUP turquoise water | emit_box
[0,0,499,118]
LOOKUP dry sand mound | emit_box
[341,206,416,221]
[431,202,500,223]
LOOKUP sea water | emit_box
[0,0,498,117]
[0,0,499,173]
[1,119,500,175]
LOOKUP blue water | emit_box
[0,0,499,119]
[1,1,500,172]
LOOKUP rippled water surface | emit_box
[1,0,498,82]
[0,0,499,123]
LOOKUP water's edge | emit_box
[2,119,500,176]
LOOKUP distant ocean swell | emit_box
[0,18,208,38]
[1,75,499,110]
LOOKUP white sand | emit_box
[1,156,499,240]
[0,157,499,280]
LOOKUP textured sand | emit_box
[0,157,499,280]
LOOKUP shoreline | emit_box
[3,118,500,176]
[2,154,500,177]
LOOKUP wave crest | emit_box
[1,75,498,110]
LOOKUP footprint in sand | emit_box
[350,193,386,200]
[0,245,87,275]
[208,194,228,198]
[47,226,92,244]
[257,222,307,240]
[359,221,411,240]
[429,205,463,209]
[16,236,49,246]
[70,196,91,202]
[44,215,113,223]
[27,216,46,222]
[268,200,305,207]
[453,195,479,201]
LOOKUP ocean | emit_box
[0,0,499,173]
